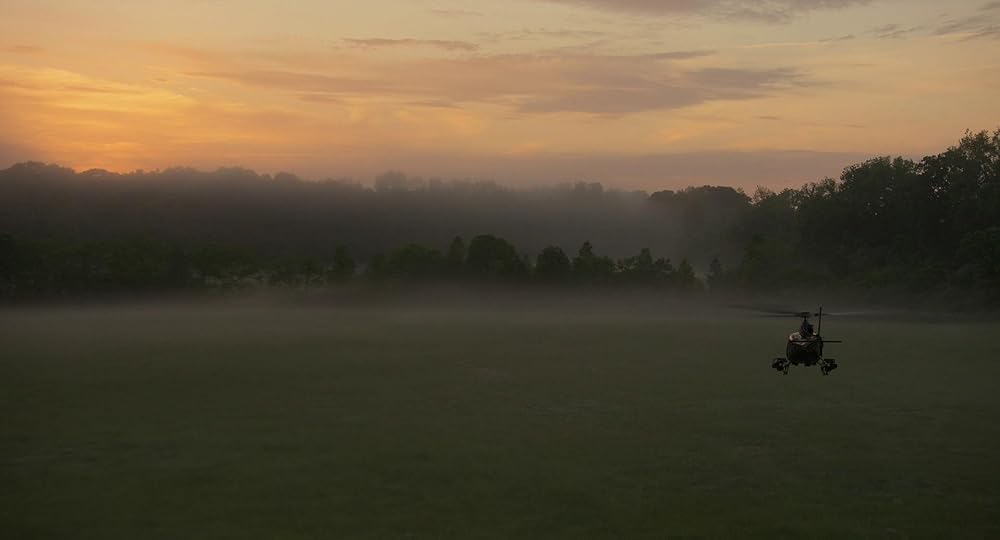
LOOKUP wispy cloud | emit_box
[428,8,484,18]
[868,23,923,39]
[298,93,342,104]
[407,100,462,109]
[343,38,479,52]
[538,0,873,22]
[935,14,1000,40]
[644,50,717,60]
[505,28,609,40]
[3,44,44,54]
[473,28,612,48]
[183,49,812,115]
[740,35,854,49]
[821,34,856,42]
[186,69,397,95]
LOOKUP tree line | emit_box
[0,128,997,305]
[710,129,1000,305]
[0,232,703,297]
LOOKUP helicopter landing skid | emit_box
[820,358,838,375]
[772,357,791,375]
[771,357,838,375]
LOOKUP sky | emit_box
[1,0,998,191]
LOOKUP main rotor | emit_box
[756,309,821,319]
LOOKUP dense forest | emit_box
[0,129,997,306]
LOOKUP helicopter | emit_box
[766,306,843,376]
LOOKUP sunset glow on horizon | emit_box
[2,0,998,190]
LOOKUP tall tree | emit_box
[466,235,526,280]
[535,246,571,282]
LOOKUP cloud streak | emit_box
[539,0,873,22]
[343,38,479,52]
[3,44,43,54]
[935,15,1000,40]
[183,49,811,115]
[518,66,808,114]
[867,24,923,40]
[428,8,484,18]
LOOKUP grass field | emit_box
[2,298,999,538]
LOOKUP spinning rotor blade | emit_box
[748,309,820,318]
[733,304,888,318]
[820,310,888,317]
[729,304,811,317]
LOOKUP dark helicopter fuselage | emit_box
[786,334,823,366]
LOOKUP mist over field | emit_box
[0,165,683,261]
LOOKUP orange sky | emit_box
[1,0,998,190]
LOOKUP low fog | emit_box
[0,163,748,264]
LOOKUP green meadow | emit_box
[2,300,999,538]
